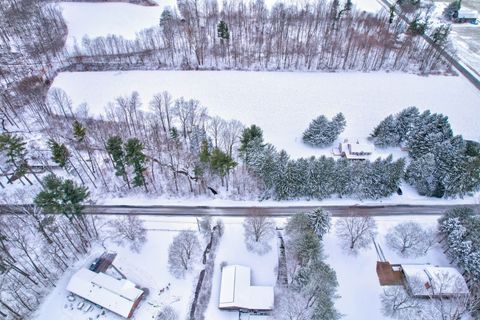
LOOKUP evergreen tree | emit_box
[48,138,70,168]
[106,136,130,188]
[371,115,399,147]
[72,120,86,143]
[307,208,332,240]
[209,147,237,188]
[34,174,89,219]
[125,138,148,190]
[0,134,31,183]
[217,20,230,41]
[239,124,264,164]
[406,153,439,197]
[303,113,346,147]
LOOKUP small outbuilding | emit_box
[67,268,144,318]
[219,265,274,311]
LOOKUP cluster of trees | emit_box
[0,174,97,319]
[438,207,480,297]
[370,106,480,198]
[302,113,346,147]
[276,209,339,320]
[67,0,449,74]
[242,125,405,200]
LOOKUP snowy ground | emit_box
[52,70,480,160]
[205,217,279,320]
[32,216,200,320]
[431,1,480,76]
[324,215,450,320]
[30,214,461,320]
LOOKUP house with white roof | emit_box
[66,268,144,318]
[401,264,469,298]
[339,140,374,160]
[219,265,274,311]
[454,8,478,23]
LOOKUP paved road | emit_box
[377,0,480,91]
[76,204,478,217]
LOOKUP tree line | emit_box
[66,0,451,74]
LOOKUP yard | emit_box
[32,216,201,320]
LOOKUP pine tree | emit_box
[303,113,346,147]
[209,147,237,189]
[406,153,439,197]
[72,120,86,143]
[34,174,89,219]
[239,124,264,164]
[106,136,130,188]
[48,138,70,168]
[217,20,230,41]
[371,115,399,147]
[125,138,148,190]
[307,208,332,239]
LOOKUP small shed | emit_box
[67,268,144,318]
[219,265,274,311]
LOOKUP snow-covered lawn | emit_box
[52,70,480,160]
[32,216,200,320]
[205,217,279,320]
[324,215,449,320]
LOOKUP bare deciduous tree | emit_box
[168,230,201,278]
[243,209,275,255]
[385,222,436,258]
[335,215,377,253]
[109,216,147,253]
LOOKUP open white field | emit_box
[324,215,449,320]
[52,70,480,159]
[32,216,200,320]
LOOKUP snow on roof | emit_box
[401,264,469,297]
[66,268,144,318]
[219,265,274,311]
[458,8,478,19]
[349,142,374,154]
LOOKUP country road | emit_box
[49,204,479,217]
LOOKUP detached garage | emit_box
[219,265,274,311]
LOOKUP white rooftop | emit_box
[219,265,274,311]
[401,264,469,297]
[66,268,144,318]
[458,8,478,19]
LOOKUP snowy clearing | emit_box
[52,70,480,160]
[32,216,200,320]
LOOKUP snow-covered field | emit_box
[52,70,480,160]
[324,215,449,320]
[32,216,200,320]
